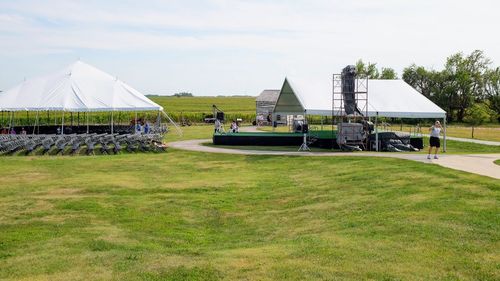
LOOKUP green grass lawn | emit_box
[203,137,500,154]
[264,124,500,143]
[420,137,500,154]
[398,124,500,142]
[165,124,215,143]
[173,125,500,154]
[495,159,500,166]
[203,143,334,153]
[0,150,499,280]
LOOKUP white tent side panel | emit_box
[0,61,163,112]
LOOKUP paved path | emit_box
[169,139,500,179]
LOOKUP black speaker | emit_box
[302,124,308,133]
[216,112,225,121]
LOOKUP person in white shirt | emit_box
[428,121,442,159]
[214,119,221,133]
[230,120,239,133]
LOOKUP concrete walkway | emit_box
[168,139,500,179]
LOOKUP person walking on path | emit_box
[428,120,442,159]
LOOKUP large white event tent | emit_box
[273,77,447,150]
[0,61,174,134]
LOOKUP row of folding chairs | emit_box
[0,133,166,155]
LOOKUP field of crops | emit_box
[150,96,256,124]
[0,96,257,128]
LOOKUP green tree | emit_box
[463,103,491,138]
[402,64,433,98]
[380,68,398,79]
[402,50,499,123]
[355,59,379,79]
[173,92,194,97]
[444,50,491,122]
[485,67,500,122]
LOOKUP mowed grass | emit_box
[420,137,500,154]
[165,125,215,143]
[444,126,500,142]
[399,124,500,142]
[168,125,500,154]
[266,124,500,143]
[0,150,499,280]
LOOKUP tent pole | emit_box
[9,111,13,129]
[111,111,114,134]
[161,110,182,136]
[443,117,447,153]
[61,111,64,135]
[375,112,379,152]
[86,111,89,134]
[32,111,39,135]
[272,113,275,132]
[135,112,137,133]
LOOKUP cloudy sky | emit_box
[0,0,499,96]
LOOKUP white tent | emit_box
[273,76,447,151]
[274,77,446,118]
[0,61,162,112]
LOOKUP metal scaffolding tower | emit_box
[332,71,369,150]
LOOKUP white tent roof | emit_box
[274,76,446,118]
[0,61,163,112]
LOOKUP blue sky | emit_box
[1,0,499,96]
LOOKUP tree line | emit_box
[356,50,500,123]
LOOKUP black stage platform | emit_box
[214,131,339,149]
[213,130,424,150]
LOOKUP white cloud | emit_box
[0,0,499,95]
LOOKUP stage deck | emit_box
[213,130,424,150]
[213,130,338,148]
